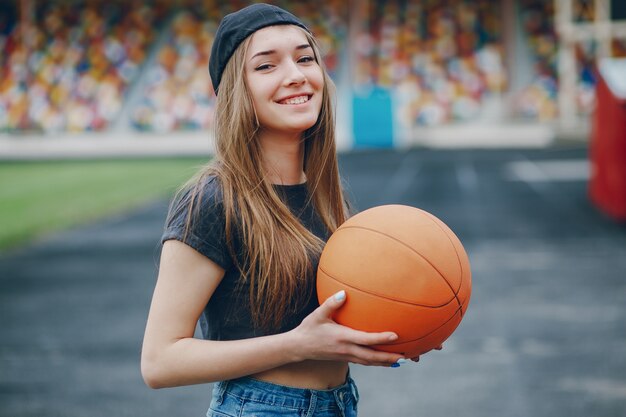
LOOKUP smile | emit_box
[278,95,311,105]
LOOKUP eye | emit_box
[298,55,315,64]
[254,63,273,71]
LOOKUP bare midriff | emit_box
[251,360,349,390]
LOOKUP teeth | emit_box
[281,95,309,105]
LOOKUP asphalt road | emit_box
[1,146,625,417]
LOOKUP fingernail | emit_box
[391,358,407,368]
[333,290,346,302]
[388,333,398,341]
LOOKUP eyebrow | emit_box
[250,44,312,61]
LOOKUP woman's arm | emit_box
[141,240,404,389]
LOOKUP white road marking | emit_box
[505,159,590,182]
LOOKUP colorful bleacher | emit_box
[0,1,167,133]
[1,0,620,134]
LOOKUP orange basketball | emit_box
[317,205,472,358]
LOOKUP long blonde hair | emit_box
[182,27,347,330]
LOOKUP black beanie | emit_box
[208,3,310,94]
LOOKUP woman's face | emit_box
[244,25,324,136]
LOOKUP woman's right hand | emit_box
[290,290,406,367]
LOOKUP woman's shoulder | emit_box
[165,175,225,224]
[177,173,223,205]
[198,174,224,201]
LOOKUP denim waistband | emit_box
[212,373,359,411]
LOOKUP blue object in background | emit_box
[352,88,394,148]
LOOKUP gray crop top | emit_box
[161,176,330,341]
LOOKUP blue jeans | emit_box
[207,374,359,417]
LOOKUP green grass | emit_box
[0,158,208,250]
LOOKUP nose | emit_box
[283,60,306,86]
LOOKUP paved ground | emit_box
[1,146,625,417]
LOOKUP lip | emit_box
[275,93,313,105]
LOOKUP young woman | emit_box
[141,4,408,416]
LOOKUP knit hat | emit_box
[209,3,310,94]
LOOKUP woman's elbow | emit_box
[141,353,171,389]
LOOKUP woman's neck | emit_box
[258,130,306,185]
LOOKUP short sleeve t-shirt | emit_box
[161,176,330,341]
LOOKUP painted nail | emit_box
[391,358,407,368]
[334,290,346,302]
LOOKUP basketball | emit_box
[317,205,472,358]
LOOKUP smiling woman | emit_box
[141,4,404,417]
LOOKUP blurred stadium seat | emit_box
[353,0,505,127]
[0,1,168,133]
